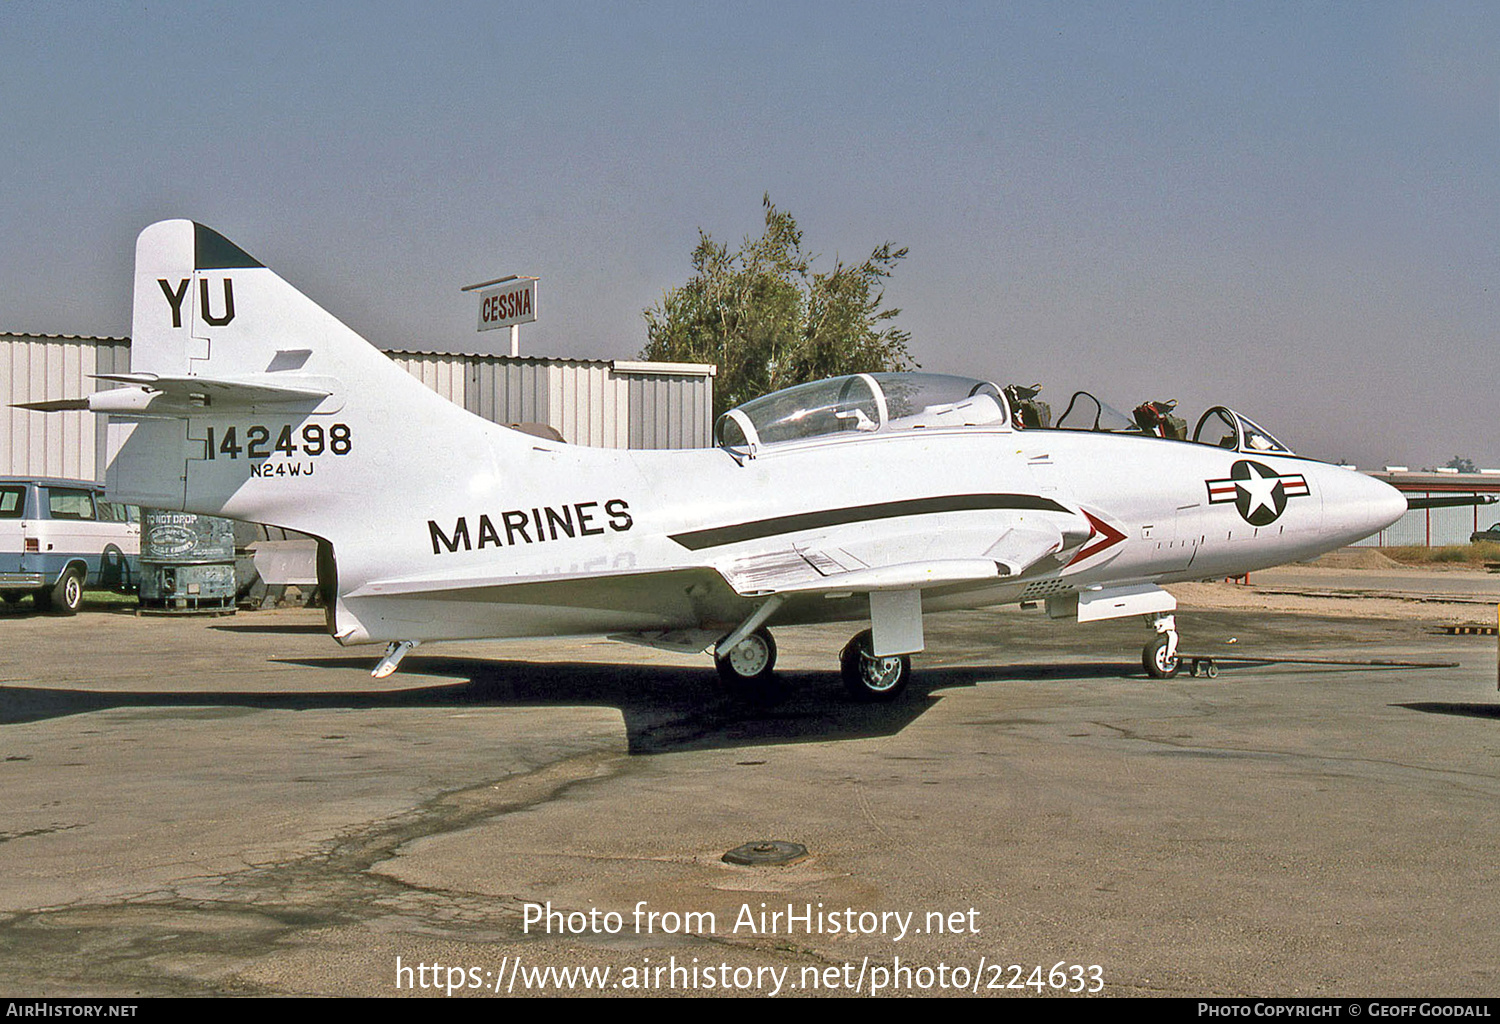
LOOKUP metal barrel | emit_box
[137,510,236,614]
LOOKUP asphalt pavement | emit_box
[1,579,1497,997]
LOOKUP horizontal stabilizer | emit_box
[13,398,90,412]
[18,374,339,419]
[94,372,334,404]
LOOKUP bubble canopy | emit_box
[1191,406,1294,455]
[716,373,1010,449]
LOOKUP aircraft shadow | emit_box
[0,655,1146,754]
[284,655,948,754]
[0,602,141,619]
[209,622,331,634]
[1395,701,1500,721]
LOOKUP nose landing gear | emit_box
[1142,613,1180,679]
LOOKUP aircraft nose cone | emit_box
[1321,467,1407,545]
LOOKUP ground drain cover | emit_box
[723,840,808,866]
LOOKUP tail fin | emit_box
[109,220,505,539]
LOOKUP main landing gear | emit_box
[715,628,777,687]
[839,629,911,702]
[712,625,913,702]
[714,596,786,700]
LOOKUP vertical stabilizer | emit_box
[109,220,505,542]
[131,220,264,378]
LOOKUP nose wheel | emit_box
[1142,613,1180,679]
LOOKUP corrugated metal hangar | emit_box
[385,350,714,450]
[1355,469,1500,547]
[2,332,715,479]
[1,334,131,480]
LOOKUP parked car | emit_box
[1473,523,1500,543]
[0,477,140,614]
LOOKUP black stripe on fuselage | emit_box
[669,493,1070,551]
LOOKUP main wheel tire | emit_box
[1143,634,1180,679]
[840,629,911,701]
[49,568,84,616]
[715,628,780,699]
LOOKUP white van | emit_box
[0,478,141,614]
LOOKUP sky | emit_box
[1,1,1495,470]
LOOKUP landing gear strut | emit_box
[1142,613,1180,679]
[840,629,911,701]
[372,639,420,679]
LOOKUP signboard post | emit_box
[463,275,538,357]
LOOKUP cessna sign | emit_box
[476,277,538,332]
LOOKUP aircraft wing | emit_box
[342,516,1085,660]
[338,564,735,645]
[346,522,1075,612]
[346,564,717,601]
[713,522,1079,598]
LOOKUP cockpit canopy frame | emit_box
[716,374,1297,459]
[1022,388,1297,456]
[1191,406,1295,455]
[716,373,1011,453]
[1053,391,1137,433]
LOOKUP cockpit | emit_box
[716,373,1295,456]
[1186,406,1293,454]
[715,373,1009,449]
[1037,390,1294,454]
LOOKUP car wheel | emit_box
[49,568,84,616]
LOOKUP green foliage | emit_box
[642,195,916,417]
[1384,541,1500,565]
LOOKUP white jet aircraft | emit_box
[46,221,1408,699]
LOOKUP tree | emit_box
[1446,456,1477,474]
[641,195,916,417]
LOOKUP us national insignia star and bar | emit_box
[1206,460,1310,527]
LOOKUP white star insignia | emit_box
[1236,463,1281,517]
